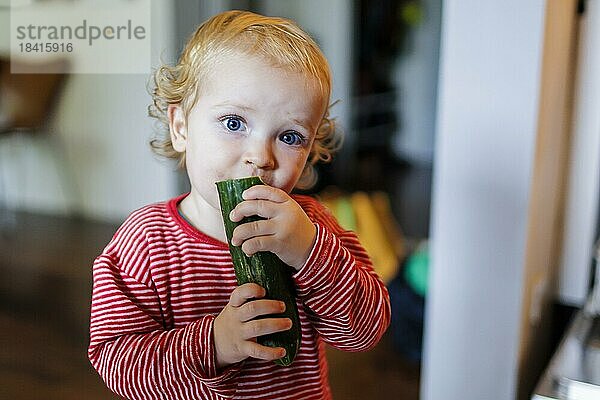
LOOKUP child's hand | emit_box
[229,185,317,270]
[213,283,292,368]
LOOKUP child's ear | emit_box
[167,104,187,152]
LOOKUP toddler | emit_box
[88,10,390,400]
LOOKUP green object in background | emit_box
[404,241,429,297]
[400,1,424,27]
[335,197,357,232]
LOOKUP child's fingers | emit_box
[238,299,286,322]
[242,341,287,361]
[230,199,277,222]
[240,235,279,256]
[241,317,292,340]
[242,185,289,203]
[229,283,265,307]
[231,219,277,246]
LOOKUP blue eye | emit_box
[222,116,245,132]
[279,131,304,146]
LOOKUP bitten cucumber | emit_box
[216,176,300,366]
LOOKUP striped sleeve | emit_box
[292,196,391,352]
[88,254,242,400]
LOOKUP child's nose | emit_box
[244,140,275,170]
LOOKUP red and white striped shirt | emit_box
[88,193,390,400]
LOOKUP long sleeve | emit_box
[293,199,391,351]
[88,254,242,400]
[88,195,386,400]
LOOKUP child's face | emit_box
[169,51,325,212]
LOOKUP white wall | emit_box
[0,0,178,222]
[392,0,442,166]
[422,1,546,399]
[557,0,600,306]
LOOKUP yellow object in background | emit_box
[351,192,399,284]
[370,191,406,261]
[318,188,404,284]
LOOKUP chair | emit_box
[0,56,73,230]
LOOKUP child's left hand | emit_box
[229,185,316,271]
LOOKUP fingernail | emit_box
[279,302,286,312]
[229,210,236,221]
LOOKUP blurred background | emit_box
[1,0,600,399]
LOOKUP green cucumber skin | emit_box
[216,177,301,366]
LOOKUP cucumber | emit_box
[216,176,300,366]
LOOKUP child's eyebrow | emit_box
[291,118,313,132]
[212,101,255,112]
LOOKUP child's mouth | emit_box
[224,174,272,186]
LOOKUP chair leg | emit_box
[1,130,81,225]
[43,130,81,216]
[0,134,18,232]
[0,130,81,225]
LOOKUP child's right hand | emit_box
[213,283,292,368]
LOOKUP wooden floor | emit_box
[0,208,420,399]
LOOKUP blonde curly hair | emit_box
[148,10,342,190]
